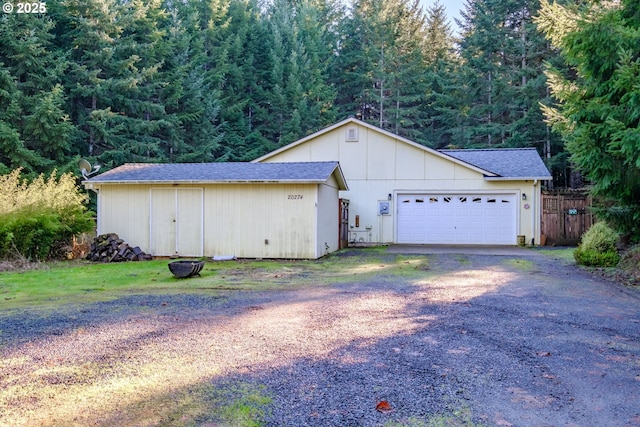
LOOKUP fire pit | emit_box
[168,260,205,278]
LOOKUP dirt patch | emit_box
[1,250,639,426]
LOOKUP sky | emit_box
[420,0,466,33]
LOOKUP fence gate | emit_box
[541,191,593,246]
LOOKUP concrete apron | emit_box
[386,244,543,256]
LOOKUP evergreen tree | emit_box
[56,0,126,163]
[331,0,430,142]
[421,1,461,148]
[0,13,71,174]
[161,0,224,162]
[262,0,338,149]
[454,0,565,182]
[536,0,640,239]
[104,0,172,163]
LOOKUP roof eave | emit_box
[85,179,331,186]
[484,176,552,181]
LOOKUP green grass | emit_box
[536,247,576,264]
[0,247,433,310]
[503,258,535,271]
[384,407,488,427]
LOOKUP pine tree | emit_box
[262,0,338,149]
[453,0,566,181]
[331,0,430,141]
[536,0,640,239]
[56,0,125,163]
[0,12,71,174]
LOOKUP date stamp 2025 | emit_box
[3,2,47,14]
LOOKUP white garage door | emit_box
[396,194,516,245]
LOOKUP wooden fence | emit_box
[541,191,593,246]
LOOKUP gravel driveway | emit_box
[1,250,639,426]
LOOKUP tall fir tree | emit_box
[331,0,431,142]
[0,12,72,174]
[536,0,640,238]
[454,0,565,183]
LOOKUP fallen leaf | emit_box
[376,400,392,413]
[536,351,551,357]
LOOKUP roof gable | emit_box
[254,117,551,180]
[253,118,497,177]
[84,161,348,189]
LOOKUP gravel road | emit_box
[1,250,639,426]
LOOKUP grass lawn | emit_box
[0,247,432,311]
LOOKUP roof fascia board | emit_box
[252,117,498,177]
[484,176,551,181]
[251,117,356,163]
[330,163,349,190]
[85,179,329,186]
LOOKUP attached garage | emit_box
[83,162,348,259]
[396,193,516,245]
[255,117,552,246]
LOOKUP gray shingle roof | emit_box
[86,161,347,188]
[439,148,552,179]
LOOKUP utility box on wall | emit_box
[378,201,390,215]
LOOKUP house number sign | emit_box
[287,194,303,200]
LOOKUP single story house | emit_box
[83,161,347,259]
[254,117,552,246]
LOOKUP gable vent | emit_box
[345,126,359,142]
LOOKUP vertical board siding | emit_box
[99,185,150,249]
[203,184,319,258]
[541,191,593,245]
[317,182,339,257]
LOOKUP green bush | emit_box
[574,222,620,267]
[0,169,94,260]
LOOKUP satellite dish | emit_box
[79,158,101,178]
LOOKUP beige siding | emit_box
[260,122,541,245]
[316,181,339,257]
[98,185,150,249]
[96,182,338,259]
[149,188,203,256]
[203,184,319,259]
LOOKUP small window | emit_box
[444,197,451,203]
[473,197,482,203]
[429,197,438,203]
[502,199,511,203]
[401,199,410,204]
[459,197,467,203]
[487,198,496,203]
[416,198,424,203]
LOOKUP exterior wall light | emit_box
[388,193,392,201]
[522,193,527,201]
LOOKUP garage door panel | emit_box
[397,193,516,245]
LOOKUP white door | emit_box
[397,194,516,245]
[150,188,203,256]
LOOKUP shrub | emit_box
[574,222,620,267]
[0,169,94,260]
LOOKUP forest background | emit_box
[0,0,589,187]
